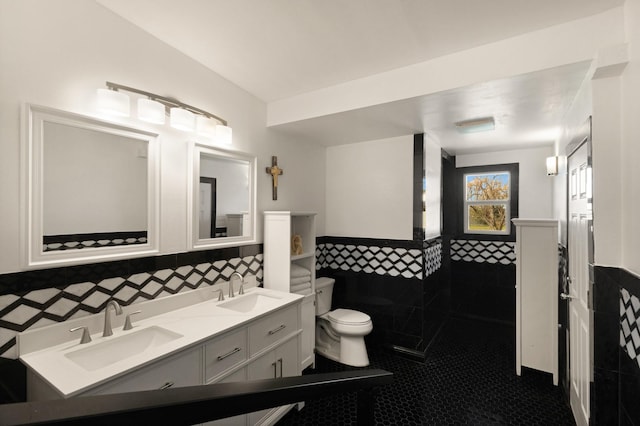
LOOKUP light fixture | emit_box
[196,115,217,139]
[98,82,231,141]
[137,98,165,124]
[216,124,233,145]
[546,156,559,176]
[97,88,130,117]
[454,116,495,134]
[170,108,196,132]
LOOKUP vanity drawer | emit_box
[88,348,202,396]
[205,329,247,382]
[248,305,298,356]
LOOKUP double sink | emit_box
[62,292,282,372]
[18,285,300,397]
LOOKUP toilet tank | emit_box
[315,277,335,315]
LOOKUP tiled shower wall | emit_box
[0,246,263,359]
[592,266,640,425]
[316,236,442,354]
[448,238,516,324]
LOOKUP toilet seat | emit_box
[328,308,371,325]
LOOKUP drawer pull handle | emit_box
[277,358,283,377]
[217,347,241,361]
[159,382,174,390]
[268,324,286,335]
[272,362,277,378]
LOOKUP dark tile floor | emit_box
[278,317,575,425]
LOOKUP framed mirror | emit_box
[22,104,160,268]
[189,143,256,250]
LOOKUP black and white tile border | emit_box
[620,287,640,369]
[317,242,423,280]
[0,255,262,359]
[450,239,515,265]
[424,238,442,278]
[43,231,147,252]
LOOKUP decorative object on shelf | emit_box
[291,234,303,255]
[266,156,284,200]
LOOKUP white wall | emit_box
[621,0,640,274]
[325,135,414,240]
[0,0,325,273]
[553,74,593,246]
[456,146,555,219]
[424,136,442,239]
[592,75,623,267]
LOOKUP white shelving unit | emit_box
[263,211,317,370]
[512,218,559,385]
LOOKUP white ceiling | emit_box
[97,0,623,153]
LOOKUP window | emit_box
[464,171,510,234]
[459,163,518,237]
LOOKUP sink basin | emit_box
[65,326,182,371]
[218,293,280,313]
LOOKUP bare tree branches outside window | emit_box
[465,173,510,233]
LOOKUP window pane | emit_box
[468,204,508,232]
[465,172,510,201]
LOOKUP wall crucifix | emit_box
[266,156,283,200]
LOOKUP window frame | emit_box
[463,171,511,235]
[457,163,519,240]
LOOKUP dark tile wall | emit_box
[593,266,640,425]
[447,239,516,324]
[316,236,442,356]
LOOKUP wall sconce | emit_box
[546,156,559,176]
[97,81,231,144]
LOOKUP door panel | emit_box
[567,142,592,426]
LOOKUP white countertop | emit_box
[18,285,302,398]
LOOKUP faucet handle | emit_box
[70,326,92,344]
[123,310,142,331]
[214,288,225,301]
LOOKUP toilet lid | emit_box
[328,308,371,325]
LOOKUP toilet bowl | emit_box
[315,277,372,367]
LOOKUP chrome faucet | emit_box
[103,300,123,337]
[229,272,245,298]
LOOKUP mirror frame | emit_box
[21,104,160,268]
[188,142,257,250]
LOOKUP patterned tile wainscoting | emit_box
[316,239,423,279]
[593,266,640,425]
[450,239,516,265]
[448,238,516,324]
[316,236,443,357]
[0,246,263,360]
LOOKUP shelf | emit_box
[291,253,313,261]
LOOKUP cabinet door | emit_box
[247,337,300,425]
[277,336,300,378]
[203,368,247,426]
[300,293,315,369]
[87,348,202,396]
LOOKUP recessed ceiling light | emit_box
[454,116,495,133]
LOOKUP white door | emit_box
[565,142,592,426]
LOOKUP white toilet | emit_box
[315,277,373,367]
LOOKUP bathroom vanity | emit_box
[18,284,303,426]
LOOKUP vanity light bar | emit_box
[104,81,228,126]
